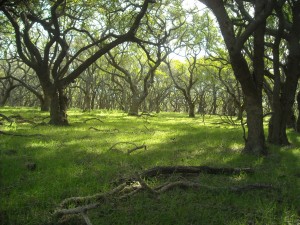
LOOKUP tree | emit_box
[104,43,169,116]
[266,0,300,145]
[198,0,274,155]
[166,58,199,117]
[0,62,20,106]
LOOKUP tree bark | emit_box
[297,91,300,132]
[243,95,266,154]
[40,92,51,111]
[243,0,267,155]
[128,95,141,116]
[188,100,195,118]
[49,88,68,125]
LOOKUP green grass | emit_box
[0,107,299,225]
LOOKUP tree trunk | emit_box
[242,0,267,155]
[128,95,140,116]
[198,0,270,155]
[243,95,266,155]
[268,2,300,143]
[267,5,289,145]
[155,99,161,113]
[188,100,195,118]
[83,93,91,112]
[211,90,217,115]
[297,91,300,132]
[49,88,69,125]
[91,91,96,110]
[40,93,51,111]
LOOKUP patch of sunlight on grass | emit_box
[229,142,244,151]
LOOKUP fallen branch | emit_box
[0,130,43,137]
[81,212,93,225]
[55,176,275,225]
[127,144,147,154]
[84,118,104,123]
[108,142,147,154]
[0,113,13,125]
[0,113,13,123]
[140,165,254,178]
[89,127,119,133]
[59,183,128,208]
[138,112,156,117]
[9,114,37,125]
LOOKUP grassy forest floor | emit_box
[0,107,299,225]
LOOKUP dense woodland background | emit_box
[1,0,300,154]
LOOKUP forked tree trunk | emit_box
[49,88,69,125]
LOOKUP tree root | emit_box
[54,166,274,225]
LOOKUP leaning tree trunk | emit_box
[49,88,69,125]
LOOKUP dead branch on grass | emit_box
[84,118,104,123]
[138,112,156,117]
[9,114,37,125]
[55,167,275,225]
[216,115,239,126]
[140,165,254,178]
[0,113,13,123]
[0,113,13,125]
[0,130,43,137]
[127,144,147,154]
[108,142,147,154]
[88,127,119,133]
